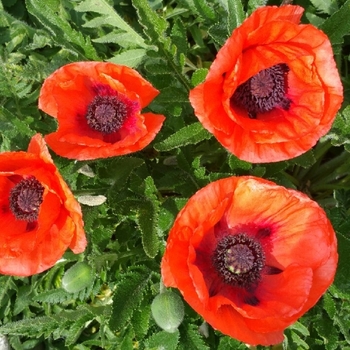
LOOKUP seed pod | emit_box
[62,262,93,293]
[151,291,184,333]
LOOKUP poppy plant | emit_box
[161,176,337,345]
[0,134,86,276]
[39,62,165,160]
[189,5,343,163]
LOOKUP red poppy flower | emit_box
[39,62,165,160]
[0,134,86,276]
[189,5,343,163]
[161,176,337,345]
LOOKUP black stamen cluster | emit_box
[86,95,129,134]
[212,233,265,288]
[9,176,45,222]
[231,63,291,119]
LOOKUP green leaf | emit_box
[131,0,168,43]
[247,0,268,13]
[218,336,247,350]
[155,123,212,151]
[75,0,147,48]
[193,0,216,21]
[309,0,338,15]
[191,68,208,86]
[33,288,73,304]
[326,107,350,149]
[320,0,350,47]
[178,323,210,350]
[138,176,160,258]
[333,232,350,296]
[109,266,152,331]
[228,154,252,172]
[132,0,191,91]
[131,303,151,338]
[146,330,180,350]
[108,49,147,68]
[208,21,229,46]
[25,0,99,60]
[0,317,58,338]
[219,0,245,33]
[290,150,316,168]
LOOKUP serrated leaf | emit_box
[139,176,160,258]
[25,0,99,60]
[219,0,245,33]
[289,321,310,337]
[178,323,210,350]
[155,123,211,151]
[191,68,208,86]
[64,309,95,346]
[247,0,268,13]
[193,0,216,21]
[109,266,152,331]
[333,232,350,296]
[309,0,338,15]
[171,19,188,57]
[326,107,350,148]
[290,149,316,168]
[75,0,147,48]
[33,288,73,303]
[147,330,179,350]
[208,21,229,46]
[131,0,168,43]
[131,304,151,338]
[320,0,350,47]
[0,317,58,338]
[228,154,252,171]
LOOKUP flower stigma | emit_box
[9,176,45,222]
[213,233,265,288]
[231,63,291,119]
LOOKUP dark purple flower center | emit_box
[9,176,44,222]
[86,95,129,134]
[230,63,291,119]
[212,233,265,288]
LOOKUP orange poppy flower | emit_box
[0,134,86,276]
[39,62,165,160]
[161,176,337,345]
[189,5,343,163]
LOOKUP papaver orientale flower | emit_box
[189,5,343,163]
[0,134,86,276]
[39,62,165,160]
[161,176,337,345]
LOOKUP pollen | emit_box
[9,176,45,222]
[230,63,292,119]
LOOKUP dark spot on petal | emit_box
[26,221,38,232]
[244,294,260,306]
[256,227,271,239]
[265,266,283,275]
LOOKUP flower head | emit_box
[189,5,343,163]
[161,176,337,345]
[39,62,165,160]
[0,134,86,276]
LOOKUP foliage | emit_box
[0,0,350,349]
